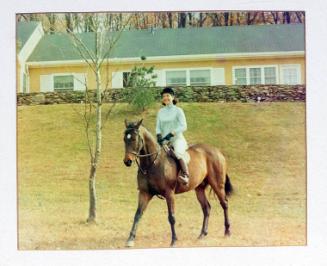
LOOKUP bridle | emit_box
[126,128,160,176]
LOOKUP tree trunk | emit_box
[65,13,74,33]
[87,162,97,222]
[87,29,103,222]
[271,11,279,24]
[295,11,304,23]
[47,14,56,34]
[167,12,173,28]
[199,13,204,27]
[87,66,102,223]
[283,12,291,24]
[188,13,193,26]
[178,13,187,28]
[224,12,229,26]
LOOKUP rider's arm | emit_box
[174,108,187,135]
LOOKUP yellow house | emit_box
[17,22,305,93]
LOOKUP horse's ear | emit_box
[124,119,128,128]
[136,119,143,128]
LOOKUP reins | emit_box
[132,148,160,176]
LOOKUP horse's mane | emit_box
[139,125,157,144]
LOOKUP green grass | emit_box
[17,102,306,249]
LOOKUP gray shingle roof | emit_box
[27,23,305,62]
[17,21,40,51]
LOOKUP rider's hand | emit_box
[163,132,174,141]
[156,134,163,146]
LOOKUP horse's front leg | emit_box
[126,191,153,247]
[165,191,177,247]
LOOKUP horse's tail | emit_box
[225,174,233,197]
[208,174,233,199]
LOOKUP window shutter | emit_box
[211,68,225,85]
[74,73,87,91]
[111,71,123,88]
[40,75,53,92]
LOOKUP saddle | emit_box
[162,143,178,161]
[162,143,191,164]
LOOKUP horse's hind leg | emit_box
[126,191,153,247]
[209,178,231,237]
[195,186,211,239]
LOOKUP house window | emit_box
[281,65,300,85]
[54,75,74,91]
[166,70,187,86]
[233,65,278,85]
[234,68,247,85]
[264,67,277,84]
[190,70,211,85]
[249,68,262,85]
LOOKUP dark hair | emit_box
[162,98,178,106]
[160,87,175,96]
[161,87,177,105]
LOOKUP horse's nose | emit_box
[124,159,132,167]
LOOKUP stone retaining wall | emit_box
[17,85,305,105]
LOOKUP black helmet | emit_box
[160,87,175,96]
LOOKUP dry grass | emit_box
[17,102,306,250]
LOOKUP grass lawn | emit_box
[17,102,306,249]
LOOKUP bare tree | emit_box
[223,12,229,26]
[47,14,56,34]
[283,12,291,24]
[168,12,174,28]
[64,13,131,223]
[295,11,305,23]
[247,11,259,25]
[65,13,74,33]
[178,12,187,28]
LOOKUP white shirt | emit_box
[156,103,187,138]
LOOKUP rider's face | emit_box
[162,93,174,105]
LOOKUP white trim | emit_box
[279,64,301,85]
[18,23,44,93]
[232,64,279,85]
[26,51,305,67]
[18,23,44,64]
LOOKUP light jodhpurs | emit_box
[170,135,188,160]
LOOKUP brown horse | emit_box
[123,119,233,247]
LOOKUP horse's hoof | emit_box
[126,240,135,247]
[198,233,207,239]
[224,230,231,237]
[170,240,177,247]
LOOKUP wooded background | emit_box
[17,11,305,33]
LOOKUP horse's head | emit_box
[123,119,144,167]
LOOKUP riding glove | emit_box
[163,132,174,141]
[156,134,163,146]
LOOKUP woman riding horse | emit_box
[156,87,190,185]
[123,88,233,248]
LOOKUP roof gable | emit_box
[17,21,40,51]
